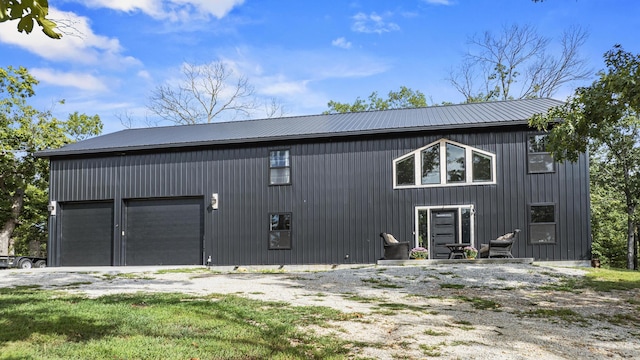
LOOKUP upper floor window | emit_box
[528,135,555,173]
[393,139,496,188]
[269,149,291,185]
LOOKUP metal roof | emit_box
[38,98,563,157]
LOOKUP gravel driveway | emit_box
[1,263,638,359]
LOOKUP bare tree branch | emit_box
[148,61,261,125]
[448,24,592,102]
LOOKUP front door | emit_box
[431,210,457,259]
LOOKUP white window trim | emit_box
[393,138,496,189]
[414,204,476,253]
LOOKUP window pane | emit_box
[472,151,492,182]
[418,210,428,248]
[446,143,465,183]
[269,231,291,249]
[269,213,291,249]
[270,150,290,167]
[396,156,415,185]
[528,154,554,173]
[530,224,555,244]
[270,168,290,185]
[528,135,549,153]
[421,145,440,184]
[270,213,291,230]
[461,208,471,244]
[531,205,554,223]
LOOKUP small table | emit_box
[444,243,471,259]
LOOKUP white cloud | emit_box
[73,0,244,21]
[332,37,352,49]
[137,70,152,80]
[0,8,141,68]
[31,68,108,92]
[352,12,400,34]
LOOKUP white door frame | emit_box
[414,205,475,258]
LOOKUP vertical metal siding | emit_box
[47,126,591,266]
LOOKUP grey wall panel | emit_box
[48,126,591,266]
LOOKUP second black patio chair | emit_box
[479,229,521,258]
[379,232,410,260]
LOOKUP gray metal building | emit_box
[38,98,591,266]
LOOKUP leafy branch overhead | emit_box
[0,0,61,39]
[324,86,427,114]
[529,45,640,269]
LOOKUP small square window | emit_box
[530,204,556,244]
[269,213,291,249]
[269,150,291,185]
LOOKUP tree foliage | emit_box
[324,86,427,114]
[0,66,102,256]
[0,0,61,39]
[530,45,640,269]
[449,24,591,102]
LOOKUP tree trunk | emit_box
[634,226,638,271]
[627,205,636,270]
[0,189,24,256]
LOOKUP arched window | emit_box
[393,139,496,188]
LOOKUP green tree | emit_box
[0,66,102,256]
[590,153,630,268]
[530,45,640,270]
[324,86,427,114]
[0,0,61,39]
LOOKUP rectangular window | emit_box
[269,150,291,185]
[421,145,440,184]
[446,143,465,183]
[472,151,493,182]
[528,135,555,173]
[269,213,291,249]
[530,204,556,244]
[396,156,415,186]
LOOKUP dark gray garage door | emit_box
[60,202,114,266]
[124,198,203,265]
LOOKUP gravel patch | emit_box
[1,263,638,359]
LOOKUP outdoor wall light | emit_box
[48,201,57,216]
[211,193,219,210]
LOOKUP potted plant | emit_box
[464,246,478,259]
[410,247,429,260]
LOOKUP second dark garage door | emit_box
[124,198,204,266]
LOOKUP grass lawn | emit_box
[0,286,358,359]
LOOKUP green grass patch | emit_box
[455,296,501,310]
[154,267,211,274]
[361,278,404,289]
[419,342,445,357]
[0,287,359,359]
[440,283,465,289]
[100,273,154,281]
[451,320,475,330]
[521,308,589,325]
[540,268,640,293]
[424,329,449,336]
[583,268,640,292]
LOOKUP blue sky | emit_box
[1,0,638,134]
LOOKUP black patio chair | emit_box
[479,229,521,258]
[379,232,410,260]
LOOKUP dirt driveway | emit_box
[1,263,638,359]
